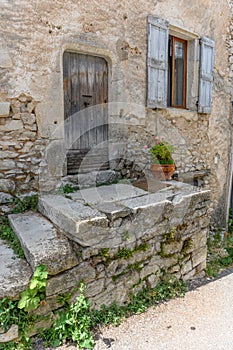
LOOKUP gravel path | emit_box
[33,270,233,350]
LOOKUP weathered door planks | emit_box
[63,52,108,174]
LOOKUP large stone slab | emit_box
[0,239,32,299]
[70,183,147,205]
[8,212,79,275]
[38,195,109,246]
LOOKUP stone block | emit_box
[0,192,13,204]
[191,247,207,268]
[147,273,159,288]
[162,240,183,255]
[0,160,15,170]
[195,260,206,274]
[124,270,140,289]
[0,239,32,299]
[182,268,197,281]
[1,119,24,131]
[0,102,10,117]
[91,282,128,309]
[20,113,36,125]
[84,278,105,298]
[168,264,180,274]
[0,151,18,159]
[0,325,18,343]
[169,195,194,226]
[46,262,96,296]
[161,255,179,269]
[106,260,119,277]
[9,212,79,275]
[189,191,211,207]
[181,259,192,276]
[139,263,159,280]
[192,230,207,251]
[38,195,109,247]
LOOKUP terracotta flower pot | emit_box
[150,163,175,180]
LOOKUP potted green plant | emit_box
[146,139,175,180]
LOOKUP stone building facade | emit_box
[0,0,232,226]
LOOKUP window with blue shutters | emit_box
[147,16,214,114]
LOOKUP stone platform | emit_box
[2,181,210,312]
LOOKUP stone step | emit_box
[38,184,148,247]
[70,183,147,205]
[38,195,109,247]
[8,212,79,275]
[0,239,32,299]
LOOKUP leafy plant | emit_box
[0,274,187,349]
[147,138,174,165]
[58,184,75,194]
[56,292,72,307]
[44,283,93,349]
[9,195,38,214]
[18,265,48,312]
[0,298,34,350]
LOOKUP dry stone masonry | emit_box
[2,182,210,313]
[0,95,47,192]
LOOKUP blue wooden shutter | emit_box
[198,36,215,114]
[147,16,169,109]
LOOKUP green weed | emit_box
[206,231,233,277]
[0,265,48,350]
[18,265,48,312]
[58,184,75,194]
[0,217,24,258]
[9,195,38,214]
[0,275,187,350]
[44,283,93,349]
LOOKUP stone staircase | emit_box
[1,183,151,299]
[1,181,210,313]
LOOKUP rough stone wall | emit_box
[0,0,232,224]
[0,94,48,192]
[36,189,210,312]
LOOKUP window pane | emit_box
[174,40,184,106]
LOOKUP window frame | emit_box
[170,36,187,109]
[147,16,215,114]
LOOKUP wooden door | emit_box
[63,52,108,174]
